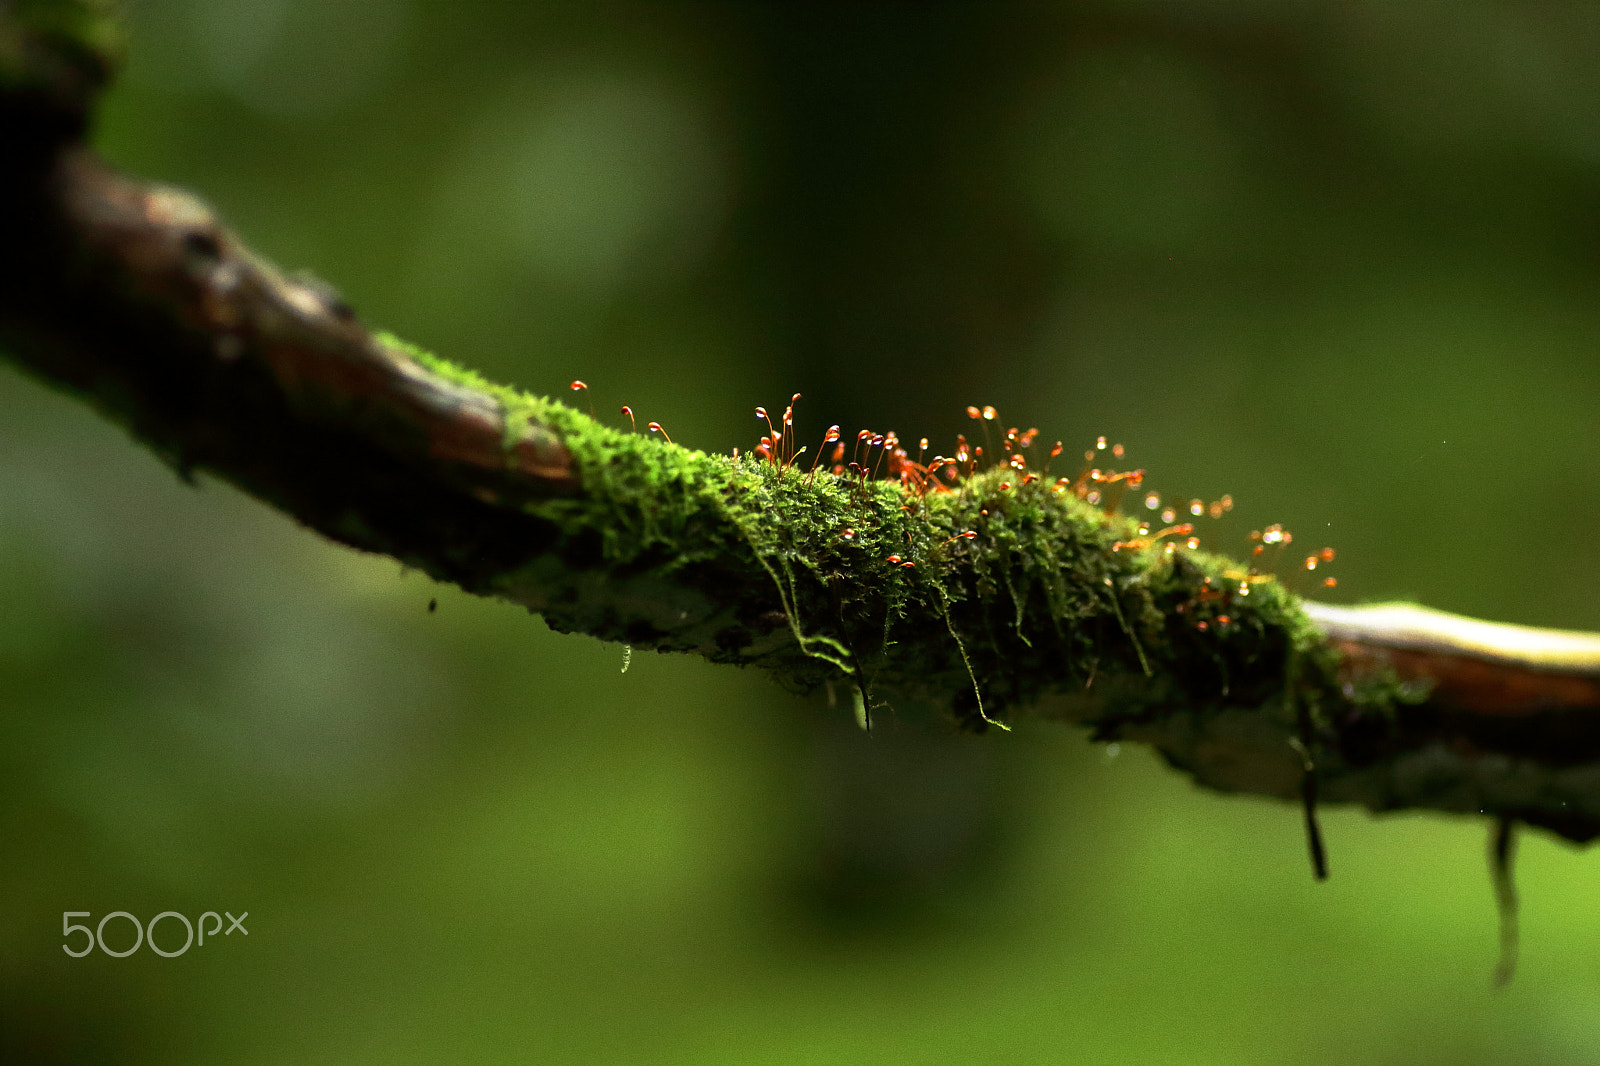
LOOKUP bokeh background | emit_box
[5,1,1600,1062]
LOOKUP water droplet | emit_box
[1105,743,1121,760]
[1161,508,1177,523]
[1189,499,1204,516]
[1144,493,1161,510]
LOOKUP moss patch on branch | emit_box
[379,329,1354,738]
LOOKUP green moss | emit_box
[374,330,1369,738]
[376,330,552,460]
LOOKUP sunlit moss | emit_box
[376,327,1356,737]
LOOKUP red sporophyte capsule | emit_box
[569,380,595,416]
[647,422,671,443]
[886,555,902,564]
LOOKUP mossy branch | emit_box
[7,1,1600,859]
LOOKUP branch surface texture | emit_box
[7,1,1600,864]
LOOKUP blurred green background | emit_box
[5,1,1600,1062]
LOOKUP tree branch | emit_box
[6,1,1600,855]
